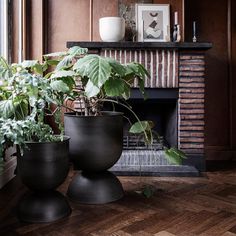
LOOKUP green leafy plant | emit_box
[0,52,87,170]
[0,46,186,174]
[44,46,186,165]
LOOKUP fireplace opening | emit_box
[105,88,200,176]
[104,88,178,151]
[122,98,178,150]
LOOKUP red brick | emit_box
[179,93,204,99]
[179,144,204,149]
[180,137,204,143]
[179,72,205,77]
[179,149,204,154]
[180,132,204,137]
[181,120,204,126]
[179,109,204,114]
[180,114,204,120]
[180,99,204,104]
[180,55,192,60]
[180,126,204,131]
[190,55,205,59]
[179,78,204,83]
[179,83,205,88]
[179,88,204,93]
[179,104,204,109]
[180,60,205,66]
[180,66,205,72]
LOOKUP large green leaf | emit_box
[44,51,68,58]
[129,121,154,134]
[0,100,14,118]
[126,63,149,99]
[126,62,149,78]
[0,96,29,120]
[0,57,12,79]
[104,78,126,97]
[50,80,69,93]
[33,63,44,75]
[58,77,76,91]
[85,80,100,98]
[51,70,75,79]
[129,120,154,145]
[164,147,187,165]
[73,54,111,88]
[106,58,126,76]
[137,77,147,99]
[14,98,29,120]
[68,46,88,56]
[56,55,73,70]
[21,60,39,68]
[45,59,59,66]
[121,83,131,100]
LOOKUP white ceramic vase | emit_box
[99,17,125,42]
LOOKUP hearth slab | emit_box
[109,165,200,177]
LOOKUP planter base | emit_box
[67,171,124,204]
[17,191,71,223]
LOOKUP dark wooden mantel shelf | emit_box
[67,41,212,51]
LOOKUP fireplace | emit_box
[67,41,212,175]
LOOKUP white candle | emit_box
[193,21,196,35]
[174,11,178,25]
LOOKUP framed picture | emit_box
[135,4,170,42]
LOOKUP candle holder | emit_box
[173,24,181,42]
[173,24,178,42]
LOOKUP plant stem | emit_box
[99,98,150,142]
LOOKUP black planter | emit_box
[64,112,124,204]
[16,136,71,223]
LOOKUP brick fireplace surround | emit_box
[67,42,212,175]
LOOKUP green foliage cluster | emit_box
[45,46,186,165]
[0,52,83,170]
[0,46,186,173]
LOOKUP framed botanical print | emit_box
[136,4,170,42]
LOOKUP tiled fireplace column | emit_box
[67,42,212,172]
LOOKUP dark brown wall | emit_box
[17,0,183,57]
[232,0,236,152]
[45,0,183,52]
[47,0,90,53]
[12,0,236,160]
[185,0,236,160]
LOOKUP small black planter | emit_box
[65,112,124,204]
[16,136,71,223]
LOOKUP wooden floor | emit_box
[1,168,236,236]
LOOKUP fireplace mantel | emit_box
[67,41,212,51]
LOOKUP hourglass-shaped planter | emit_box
[64,111,124,204]
[16,136,71,223]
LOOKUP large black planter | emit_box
[16,136,71,223]
[64,112,124,204]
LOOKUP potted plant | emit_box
[44,46,186,204]
[0,57,74,222]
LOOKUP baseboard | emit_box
[183,153,205,172]
[206,160,236,171]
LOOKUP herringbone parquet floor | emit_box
[1,167,236,236]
